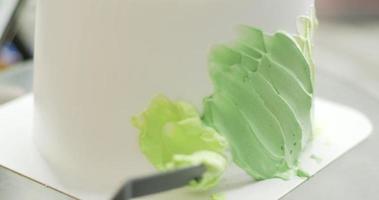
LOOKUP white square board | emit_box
[0,95,372,200]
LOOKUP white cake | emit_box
[33,0,314,194]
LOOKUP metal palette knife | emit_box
[112,165,206,200]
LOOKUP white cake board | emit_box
[0,95,372,200]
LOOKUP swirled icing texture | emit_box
[202,20,315,179]
[133,11,317,185]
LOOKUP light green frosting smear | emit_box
[202,24,314,179]
[133,10,317,187]
[132,95,228,190]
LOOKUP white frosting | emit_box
[33,0,314,192]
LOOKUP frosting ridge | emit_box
[202,24,314,179]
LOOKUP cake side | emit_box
[33,0,314,191]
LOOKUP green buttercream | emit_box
[295,8,318,80]
[296,169,311,178]
[211,193,226,200]
[203,25,314,180]
[132,95,228,189]
[133,11,316,187]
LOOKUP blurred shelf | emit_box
[0,61,32,104]
[314,20,379,99]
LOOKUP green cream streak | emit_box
[203,25,314,179]
[132,12,317,188]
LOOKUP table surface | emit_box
[0,20,379,200]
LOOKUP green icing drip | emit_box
[295,8,318,81]
[211,193,226,200]
[203,26,314,179]
[132,95,228,189]
[296,169,311,178]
